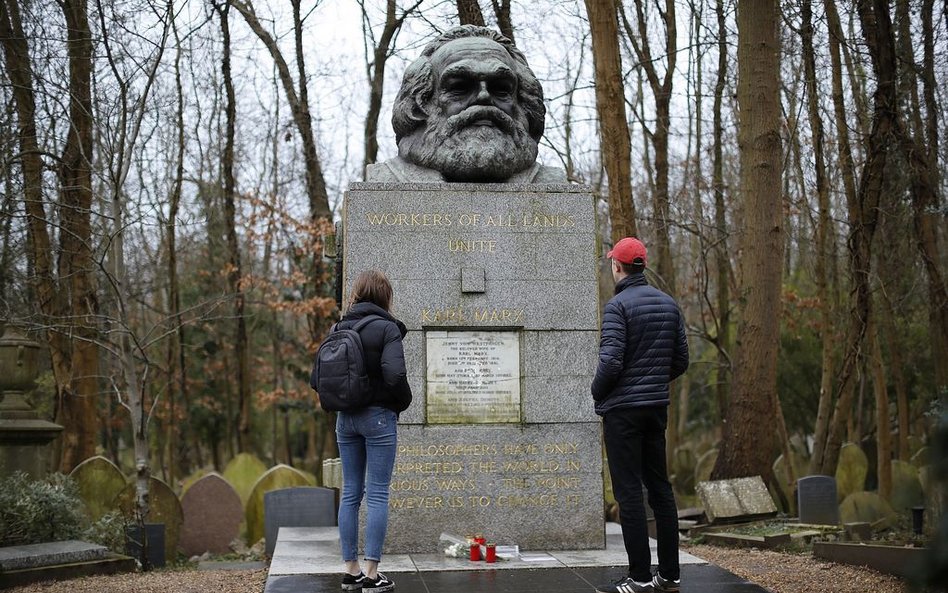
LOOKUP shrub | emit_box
[0,472,86,546]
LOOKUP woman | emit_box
[334,270,411,593]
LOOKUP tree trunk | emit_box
[816,0,897,476]
[869,316,892,501]
[711,0,783,481]
[712,0,731,421]
[57,0,100,471]
[361,0,419,174]
[491,0,513,42]
[456,0,485,26]
[584,0,637,241]
[216,1,252,453]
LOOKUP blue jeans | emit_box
[336,406,398,562]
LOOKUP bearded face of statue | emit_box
[397,37,539,182]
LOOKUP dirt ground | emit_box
[6,546,907,593]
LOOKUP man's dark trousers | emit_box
[603,406,679,583]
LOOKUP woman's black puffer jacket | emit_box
[335,301,412,414]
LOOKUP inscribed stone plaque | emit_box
[797,475,840,525]
[245,464,310,546]
[426,330,520,424]
[381,423,604,553]
[179,473,243,556]
[263,487,336,556]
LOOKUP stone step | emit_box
[0,540,108,571]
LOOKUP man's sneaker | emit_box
[651,573,680,592]
[595,576,653,593]
[362,573,395,593]
[341,572,366,591]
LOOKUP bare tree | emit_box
[360,0,423,174]
[457,0,485,25]
[584,0,637,241]
[712,0,783,480]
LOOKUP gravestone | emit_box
[179,473,243,556]
[0,541,107,571]
[797,475,840,525]
[263,487,335,556]
[839,491,896,528]
[178,467,211,495]
[115,477,184,564]
[773,451,807,512]
[245,464,310,547]
[835,443,868,502]
[693,448,718,487]
[69,456,126,521]
[222,453,268,506]
[889,459,924,512]
[696,476,778,524]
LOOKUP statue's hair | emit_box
[392,25,545,144]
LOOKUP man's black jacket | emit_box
[591,272,689,415]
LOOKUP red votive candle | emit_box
[469,541,481,561]
[485,543,496,563]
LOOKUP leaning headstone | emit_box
[839,491,897,528]
[179,473,243,556]
[797,475,840,525]
[889,459,924,512]
[773,451,807,512]
[263,487,335,556]
[693,448,718,487]
[115,477,184,564]
[245,464,310,547]
[835,443,868,502]
[222,453,268,506]
[696,476,778,524]
[672,445,697,495]
[69,456,126,521]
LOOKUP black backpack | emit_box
[310,315,383,412]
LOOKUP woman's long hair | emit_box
[349,270,393,312]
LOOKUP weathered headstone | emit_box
[835,443,868,502]
[69,456,126,521]
[245,464,310,547]
[889,459,924,512]
[839,491,896,528]
[263,487,335,556]
[693,448,718,487]
[179,473,243,557]
[773,451,807,512]
[222,453,268,506]
[115,477,184,564]
[796,475,840,525]
[696,476,778,524]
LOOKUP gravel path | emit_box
[5,547,907,592]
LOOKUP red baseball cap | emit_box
[607,237,647,265]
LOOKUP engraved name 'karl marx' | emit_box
[366,25,565,183]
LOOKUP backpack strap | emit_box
[351,314,385,333]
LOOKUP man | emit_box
[366,25,564,183]
[592,237,689,593]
